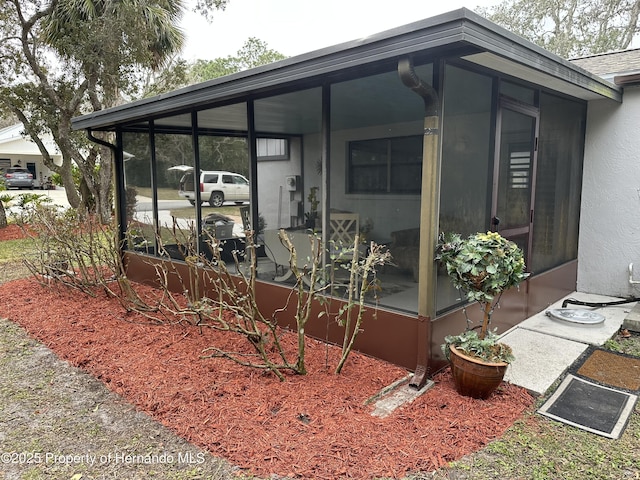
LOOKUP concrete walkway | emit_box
[501,292,636,396]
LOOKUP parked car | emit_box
[177,169,250,207]
[3,167,34,189]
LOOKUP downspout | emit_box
[398,58,441,389]
[86,128,126,248]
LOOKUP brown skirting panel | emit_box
[123,252,420,370]
[123,253,577,374]
[429,260,578,372]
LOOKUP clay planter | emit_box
[448,345,508,399]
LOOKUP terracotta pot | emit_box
[448,345,508,399]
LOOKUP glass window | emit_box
[257,138,289,160]
[202,173,218,183]
[233,175,249,185]
[438,64,495,312]
[122,127,155,254]
[531,93,586,272]
[331,64,432,313]
[348,136,422,194]
[500,80,536,105]
[153,121,196,259]
[251,88,323,285]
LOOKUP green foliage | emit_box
[141,59,191,98]
[0,0,227,221]
[603,338,622,352]
[443,330,515,363]
[189,37,287,84]
[6,193,53,224]
[477,0,640,57]
[49,172,63,187]
[436,231,528,304]
[192,0,229,22]
[437,231,528,357]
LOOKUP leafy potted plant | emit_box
[304,186,319,229]
[436,231,529,399]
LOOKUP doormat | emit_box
[538,374,638,439]
[573,347,640,392]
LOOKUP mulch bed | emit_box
[0,224,31,241]
[0,277,534,479]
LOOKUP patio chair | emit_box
[263,229,320,284]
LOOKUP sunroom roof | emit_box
[72,8,620,132]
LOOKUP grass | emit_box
[429,331,640,480]
[135,186,182,201]
[432,405,640,479]
[0,237,35,262]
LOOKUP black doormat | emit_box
[571,347,640,392]
[538,374,638,439]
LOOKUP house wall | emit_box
[320,121,423,242]
[579,84,640,297]
[0,124,62,188]
[257,137,304,230]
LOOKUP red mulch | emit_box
[0,224,31,241]
[0,277,534,479]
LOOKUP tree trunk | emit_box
[0,203,7,228]
[97,144,114,224]
[60,159,82,210]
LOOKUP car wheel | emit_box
[209,192,224,207]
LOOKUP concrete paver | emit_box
[501,292,636,396]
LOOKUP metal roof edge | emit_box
[457,10,621,102]
[72,8,620,130]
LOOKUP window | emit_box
[347,136,422,194]
[257,138,289,160]
[233,175,249,185]
[509,146,531,189]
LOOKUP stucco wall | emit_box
[578,84,640,297]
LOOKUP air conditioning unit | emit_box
[285,175,300,192]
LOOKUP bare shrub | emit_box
[19,202,392,379]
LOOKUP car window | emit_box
[203,174,218,183]
[222,175,234,184]
[233,175,249,185]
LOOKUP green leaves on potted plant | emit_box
[436,231,529,399]
[305,186,319,229]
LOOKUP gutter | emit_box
[398,58,441,389]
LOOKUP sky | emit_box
[179,0,501,62]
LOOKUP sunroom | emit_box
[72,8,620,381]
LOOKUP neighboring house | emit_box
[0,123,61,188]
[570,49,640,299]
[71,8,627,377]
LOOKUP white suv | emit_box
[178,170,250,207]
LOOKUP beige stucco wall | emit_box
[578,84,640,297]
